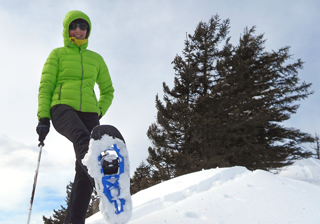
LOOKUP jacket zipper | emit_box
[79,46,84,111]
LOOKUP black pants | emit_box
[51,104,99,224]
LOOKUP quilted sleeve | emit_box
[96,58,114,117]
[37,49,59,120]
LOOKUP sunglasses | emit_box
[69,23,88,31]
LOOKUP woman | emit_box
[36,10,114,224]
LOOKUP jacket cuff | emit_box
[39,118,50,127]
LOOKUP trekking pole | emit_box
[27,144,43,224]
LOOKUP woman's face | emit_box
[69,25,87,40]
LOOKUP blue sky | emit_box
[0,0,319,223]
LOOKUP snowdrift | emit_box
[278,157,320,186]
[87,158,320,224]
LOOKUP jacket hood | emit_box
[63,10,91,48]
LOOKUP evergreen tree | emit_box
[311,133,320,159]
[43,182,99,223]
[43,182,71,224]
[194,26,314,170]
[147,15,230,179]
[130,161,156,194]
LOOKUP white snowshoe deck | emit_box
[83,125,132,224]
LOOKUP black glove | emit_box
[36,118,50,147]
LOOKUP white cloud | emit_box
[0,134,73,223]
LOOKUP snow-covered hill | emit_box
[87,158,320,224]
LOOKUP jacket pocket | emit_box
[93,89,98,106]
[58,84,63,100]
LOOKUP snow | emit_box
[86,158,320,224]
[277,158,320,186]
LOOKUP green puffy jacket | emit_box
[37,10,114,120]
